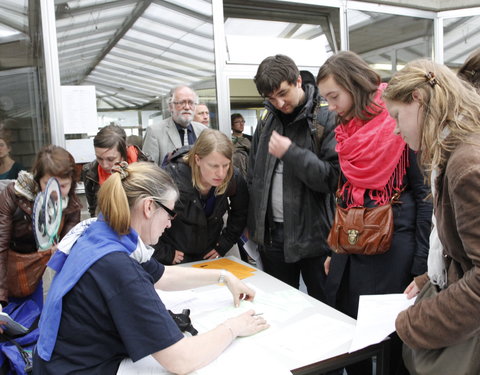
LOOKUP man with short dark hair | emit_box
[231,113,252,142]
[247,54,338,301]
[230,113,251,179]
[143,86,206,165]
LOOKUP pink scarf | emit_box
[335,83,408,207]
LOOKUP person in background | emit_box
[34,161,268,374]
[457,48,480,93]
[0,130,23,180]
[230,113,252,263]
[126,134,143,149]
[231,113,252,142]
[0,145,81,308]
[383,59,480,375]
[82,124,150,217]
[143,86,206,165]
[248,54,338,302]
[316,50,432,375]
[153,129,248,265]
[230,113,251,179]
[194,103,210,127]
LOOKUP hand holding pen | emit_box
[221,270,256,307]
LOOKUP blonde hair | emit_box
[383,59,480,180]
[98,162,179,234]
[184,129,234,195]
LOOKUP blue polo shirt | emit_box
[33,254,183,374]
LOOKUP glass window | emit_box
[443,15,480,69]
[0,0,50,170]
[348,9,434,79]
[223,2,340,133]
[56,0,217,133]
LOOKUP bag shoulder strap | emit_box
[309,98,327,156]
[256,108,273,138]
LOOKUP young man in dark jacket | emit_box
[247,54,338,302]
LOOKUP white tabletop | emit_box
[119,256,358,375]
[179,256,357,373]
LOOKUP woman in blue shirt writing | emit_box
[34,161,268,374]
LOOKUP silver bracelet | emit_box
[218,269,227,284]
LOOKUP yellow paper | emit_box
[192,258,256,279]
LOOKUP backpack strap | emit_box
[309,97,327,156]
[255,108,273,139]
[0,333,33,373]
[161,145,192,167]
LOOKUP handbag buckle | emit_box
[347,229,359,245]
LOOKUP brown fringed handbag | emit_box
[327,179,402,256]
[7,249,54,298]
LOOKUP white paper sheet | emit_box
[243,239,263,270]
[254,313,355,368]
[117,343,293,375]
[349,293,415,353]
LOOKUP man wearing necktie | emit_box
[143,85,207,165]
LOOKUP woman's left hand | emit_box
[223,271,255,307]
[404,280,420,299]
[204,249,220,260]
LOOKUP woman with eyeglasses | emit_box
[153,129,249,265]
[82,124,150,217]
[34,161,268,374]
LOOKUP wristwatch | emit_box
[218,269,227,284]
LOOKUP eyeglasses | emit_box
[172,100,197,108]
[233,120,245,124]
[152,198,177,220]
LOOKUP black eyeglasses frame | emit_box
[152,198,177,220]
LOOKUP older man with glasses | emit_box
[143,85,207,165]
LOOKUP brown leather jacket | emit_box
[396,134,480,350]
[0,180,81,304]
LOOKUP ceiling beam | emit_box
[122,35,214,64]
[141,13,212,39]
[151,0,212,23]
[101,57,180,85]
[79,0,153,84]
[131,24,214,52]
[294,26,325,40]
[0,14,27,34]
[278,23,302,39]
[57,25,119,43]
[108,49,212,77]
[93,65,172,90]
[55,0,136,19]
[56,14,124,33]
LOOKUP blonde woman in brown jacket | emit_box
[383,59,480,375]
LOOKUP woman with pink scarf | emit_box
[316,51,432,375]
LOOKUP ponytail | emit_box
[97,161,179,235]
